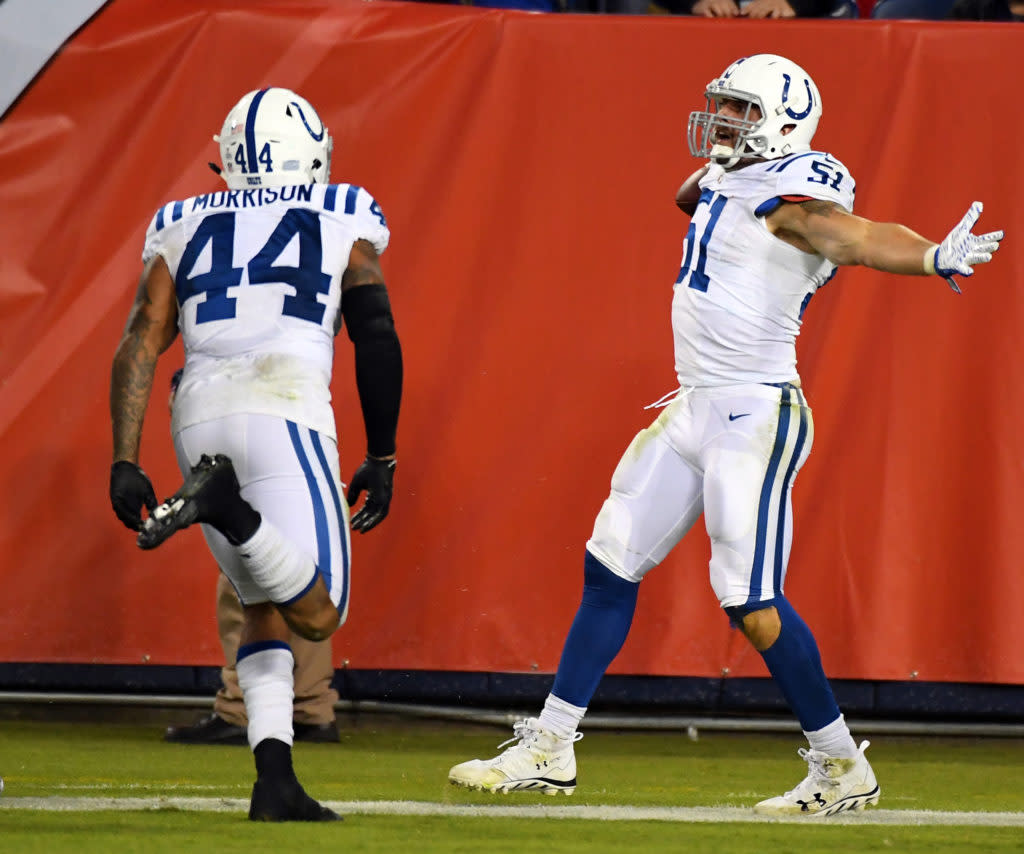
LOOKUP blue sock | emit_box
[550,551,639,707]
[758,597,840,732]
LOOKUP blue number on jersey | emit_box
[677,190,728,293]
[176,212,243,323]
[369,199,387,227]
[176,209,331,325]
[808,159,844,191]
[248,209,332,323]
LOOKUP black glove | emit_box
[110,460,157,531]
[346,456,396,533]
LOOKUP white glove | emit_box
[928,201,1004,293]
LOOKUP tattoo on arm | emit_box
[790,198,876,266]
[110,273,174,461]
[337,240,386,335]
[341,239,386,289]
[800,199,842,218]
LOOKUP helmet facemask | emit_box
[687,90,767,169]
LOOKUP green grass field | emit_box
[1,716,1022,853]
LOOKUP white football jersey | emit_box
[142,183,390,439]
[673,151,855,386]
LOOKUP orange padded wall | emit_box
[1,1,1022,685]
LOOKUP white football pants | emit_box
[586,383,813,609]
[173,413,351,619]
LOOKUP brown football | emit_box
[675,165,709,215]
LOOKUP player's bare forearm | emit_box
[110,261,179,461]
[851,221,937,275]
[777,200,935,274]
[111,337,157,462]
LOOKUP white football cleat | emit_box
[448,718,582,795]
[754,740,880,817]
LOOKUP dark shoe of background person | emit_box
[248,776,342,822]
[163,712,247,746]
[294,720,340,744]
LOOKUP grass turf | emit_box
[3,813,1024,854]
[0,718,1021,852]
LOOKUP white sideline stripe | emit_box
[1,797,1023,826]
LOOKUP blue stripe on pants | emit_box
[748,387,792,605]
[773,403,809,594]
[286,421,330,596]
[310,430,349,615]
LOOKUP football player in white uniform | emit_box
[449,54,1002,816]
[110,87,403,821]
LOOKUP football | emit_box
[675,164,709,215]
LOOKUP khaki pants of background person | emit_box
[212,573,339,727]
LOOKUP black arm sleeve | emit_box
[340,284,403,458]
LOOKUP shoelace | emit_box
[496,719,583,754]
[790,747,834,795]
[497,719,539,752]
[786,741,871,802]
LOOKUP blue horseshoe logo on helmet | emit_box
[780,74,814,120]
[290,101,325,142]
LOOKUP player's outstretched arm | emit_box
[340,240,403,533]
[767,199,1004,290]
[109,255,179,529]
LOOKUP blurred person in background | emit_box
[683,0,854,17]
[947,0,1023,17]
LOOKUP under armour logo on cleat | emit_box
[797,792,827,811]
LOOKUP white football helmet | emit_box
[687,54,822,169]
[214,87,333,189]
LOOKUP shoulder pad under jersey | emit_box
[761,151,855,213]
[324,183,390,256]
